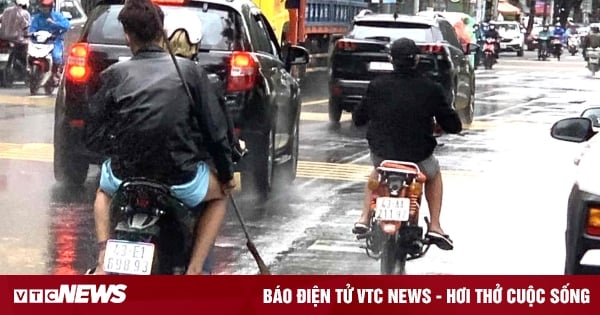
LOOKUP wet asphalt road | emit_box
[0,51,598,275]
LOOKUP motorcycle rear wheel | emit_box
[380,236,407,275]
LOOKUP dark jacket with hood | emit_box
[353,68,462,163]
[86,45,233,185]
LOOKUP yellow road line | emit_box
[0,142,477,181]
[0,95,54,107]
[302,99,328,106]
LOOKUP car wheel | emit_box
[53,143,89,186]
[328,97,342,123]
[564,233,585,275]
[459,93,474,125]
[275,116,299,186]
[241,130,274,202]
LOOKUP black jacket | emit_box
[353,70,462,162]
[86,46,233,185]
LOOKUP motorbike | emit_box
[551,35,563,61]
[102,178,198,275]
[538,36,551,61]
[482,37,497,70]
[1,41,29,88]
[357,160,432,274]
[586,48,600,76]
[27,30,58,95]
[567,35,579,56]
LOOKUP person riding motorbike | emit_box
[0,0,30,78]
[582,25,600,61]
[85,0,236,275]
[538,25,553,58]
[28,0,70,86]
[473,23,484,69]
[484,23,500,59]
[553,22,566,44]
[351,37,462,251]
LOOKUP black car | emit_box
[328,12,477,125]
[53,0,309,199]
[550,107,600,274]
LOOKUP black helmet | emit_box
[390,38,420,65]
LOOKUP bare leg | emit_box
[353,169,377,233]
[424,170,444,235]
[186,172,227,275]
[93,189,112,275]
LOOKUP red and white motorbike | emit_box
[27,30,56,95]
[482,37,497,70]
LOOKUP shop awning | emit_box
[498,1,521,15]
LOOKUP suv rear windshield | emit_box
[348,21,436,42]
[86,3,242,51]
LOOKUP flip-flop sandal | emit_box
[84,267,96,275]
[426,231,454,250]
[352,222,369,235]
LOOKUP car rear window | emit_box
[348,21,436,42]
[86,4,242,51]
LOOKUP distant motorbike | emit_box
[1,41,29,88]
[101,178,198,275]
[567,35,579,56]
[551,35,563,60]
[482,37,497,70]
[586,48,600,76]
[27,30,57,95]
[538,36,551,60]
[357,160,432,274]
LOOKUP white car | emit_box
[492,21,525,56]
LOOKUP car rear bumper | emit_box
[500,40,523,51]
[329,79,370,112]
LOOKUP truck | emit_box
[253,0,367,74]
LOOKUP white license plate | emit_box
[591,58,599,64]
[375,197,410,221]
[103,239,155,275]
[0,54,9,62]
[368,61,393,72]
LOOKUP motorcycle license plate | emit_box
[500,43,507,49]
[0,53,9,62]
[375,197,410,221]
[591,58,599,64]
[368,61,394,72]
[103,239,155,275]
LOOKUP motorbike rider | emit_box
[484,23,500,59]
[582,25,600,61]
[28,0,70,85]
[351,38,462,251]
[538,24,553,58]
[473,23,484,69]
[85,0,235,275]
[553,22,566,44]
[0,0,30,72]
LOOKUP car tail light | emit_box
[420,44,444,54]
[336,40,357,51]
[226,51,257,92]
[66,43,90,83]
[586,206,600,236]
[331,85,342,96]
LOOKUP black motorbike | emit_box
[101,178,199,275]
[551,35,563,61]
[538,36,551,61]
[0,40,28,87]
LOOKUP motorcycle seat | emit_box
[377,160,427,182]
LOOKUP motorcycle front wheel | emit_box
[29,64,41,95]
[380,236,408,275]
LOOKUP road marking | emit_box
[0,143,477,181]
[307,239,365,254]
[0,95,54,107]
[302,99,328,106]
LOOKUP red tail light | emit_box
[66,43,90,83]
[419,44,444,54]
[336,40,357,51]
[226,51,257,92]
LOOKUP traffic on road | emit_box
[0,0,599,275]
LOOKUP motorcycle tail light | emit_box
[226,51,258,92]
[66,43,90,83]
[586,207,600,236]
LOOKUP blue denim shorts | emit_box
[99,159,210,208]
